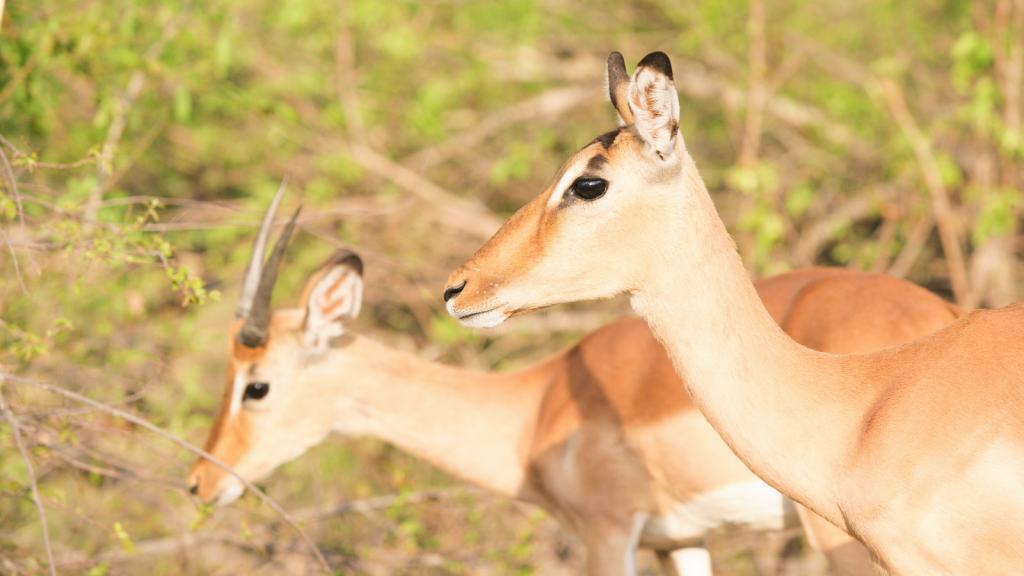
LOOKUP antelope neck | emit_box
[629,155,873,524]
[309,335,549,497]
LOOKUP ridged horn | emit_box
[236,175,289,320]
[237,205,301,348]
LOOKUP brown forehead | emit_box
[228,320,269,364]
[575,126,640,171]
[543,127,624,187]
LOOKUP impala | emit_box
[444,50,1024,574]
[189,191,960,576]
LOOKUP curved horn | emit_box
[236,175,290,319]
[237,205,302,348]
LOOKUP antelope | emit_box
[443,50,1024,575]
[189,191,960,576]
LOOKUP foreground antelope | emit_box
[189,193,960,576]
[444,50,1024,574]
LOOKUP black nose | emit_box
[444,280,466,302]
[189,483,199,496]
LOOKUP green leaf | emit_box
[174,85,193,123]
[113,522,136,554]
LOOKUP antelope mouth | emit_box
[447,302,508,329]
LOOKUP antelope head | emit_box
[444,52,717,327]
[187,186,365,505]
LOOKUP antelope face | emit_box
[187,182,366,504]
[187,313,321,505]
[444,52,690,327]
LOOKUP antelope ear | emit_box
[299,250,363,350]
[626,51,680,161]
[607,52,634,125]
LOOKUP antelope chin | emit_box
[214,482,246,506]
[446,301,508,328]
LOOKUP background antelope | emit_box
[191,191,960,575]
[444,51,1024,574]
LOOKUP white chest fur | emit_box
[641,480,799,548]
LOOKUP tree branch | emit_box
[877,78,973,308]
[0,386,56,576]
[1,373,333,574]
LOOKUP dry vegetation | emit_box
[2,0,1023,574]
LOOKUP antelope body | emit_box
[189,189,959,574]
[444,51,1024,575]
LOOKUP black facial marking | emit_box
[586,154,609,172]
[589,129,620,150]
[244,382,270,401]
[637,51,673,80]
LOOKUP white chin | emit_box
[446,300,508,328]
[461,310,507,328]
[214,482,245,506]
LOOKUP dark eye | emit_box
[244,382,270,401]
[571,178,608,200]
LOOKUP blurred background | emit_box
[1,0,1021,574]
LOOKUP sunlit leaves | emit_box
[951,31,994,92]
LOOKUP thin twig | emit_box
[316,137,503,239]
[401,85,595,171]
[84,12,187,222]
[1001,0,1024,187]
[0,134,39,275]
[0,220,28,295]
[877,78,972,308]
[888,215,935,279]
[0,51,39,108]
[100,111,170,195]
[1,373,333,574]
[55,488,459,567]
[0,386,57,576]
[738,0,768,168]
[335,2,369,147]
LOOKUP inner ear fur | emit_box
[298,249,363,311]
[300,249,364,348]
[626,51,680,160]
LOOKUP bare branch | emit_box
[1001,0,1024,187]
[794,191,888,266]
[335,3,369,147]
[1,373,333,574]
[738,0,768,168]
[0,133,39,276]
[0,220,28,295]
[84,12,187,222]
[401,85,595,170]
[888,215,936,279]
[877,78,973,308]
[0,51,39,108]
[0,386,57,576]
[55,488,458,568]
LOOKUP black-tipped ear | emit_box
[300,249,364,350]
[636,52,673,80]
[626,51,681,161]
[607,52,634,125]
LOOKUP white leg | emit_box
[656,546,712,576]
